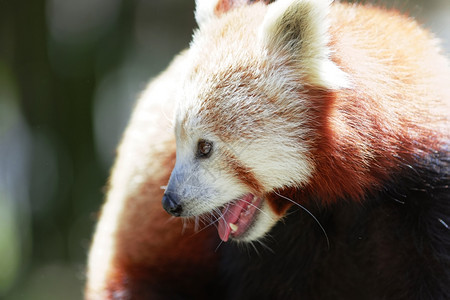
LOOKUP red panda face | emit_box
[162,0,349,242]
[164,74,315,242]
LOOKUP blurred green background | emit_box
[0,0,448,299]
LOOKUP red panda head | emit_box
[162,0,349,242]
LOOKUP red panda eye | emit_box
[197,140,213,158]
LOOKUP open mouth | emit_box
[217,193,262,242]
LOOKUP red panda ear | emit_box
[259,0,350,90]
[195,0,271,26]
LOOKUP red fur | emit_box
[223,150,265,194]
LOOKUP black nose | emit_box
[162,193,183,217]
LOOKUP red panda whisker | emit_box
[194,216,200,232]
[187,218,209,237]
[181,217,189,235]
[273,191,330,250]
[254,238,275,255]
[163,215,178,226]
[194,212,222,235]
[438,218,449,230]
[248,240,262,257]
[241,198,272,219]
[214,239,225,253]
[208,207,226,227]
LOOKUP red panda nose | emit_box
[162,193,183,217]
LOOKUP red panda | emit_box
[86,0,450,299]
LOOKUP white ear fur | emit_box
[195,0,219,26]
[260,0,349,89]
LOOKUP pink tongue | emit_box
[217,195,252,242]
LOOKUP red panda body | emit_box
[86,1,450,299]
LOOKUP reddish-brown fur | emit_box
[223,150,265,194]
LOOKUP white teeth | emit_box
[229,223,238,233]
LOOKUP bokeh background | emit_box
[0,0,448,299]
